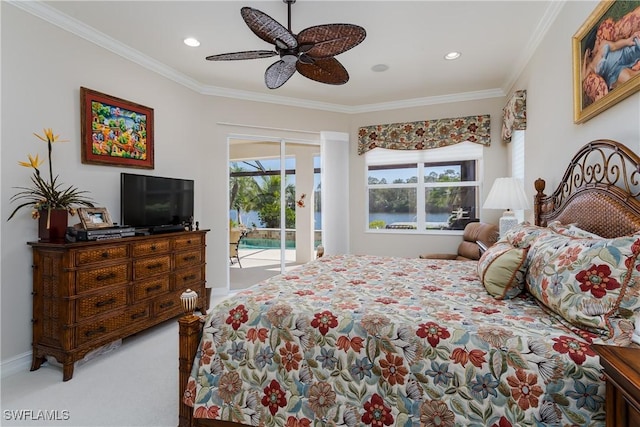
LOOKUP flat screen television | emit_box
[120,173,194,229]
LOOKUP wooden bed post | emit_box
[534,178,546,226]
[178,314,203,427]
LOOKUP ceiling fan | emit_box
[206,0,366,89]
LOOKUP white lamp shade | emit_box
[483,177,530,237]
[483,177,530,211]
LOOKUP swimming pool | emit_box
[239,238,322,249]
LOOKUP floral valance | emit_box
[502,90,526,143]
[357,115,491,155]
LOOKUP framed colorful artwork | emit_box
[572,1,640,123]
[80,87,154,168]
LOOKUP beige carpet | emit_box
[229,248,303,290]
[0,294,234,427]
[1,318,180,426]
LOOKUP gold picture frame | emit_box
[572,1,640,123]
[78,207,114,230]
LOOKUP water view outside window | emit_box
[367,160,479,230]
[229,157,322,230]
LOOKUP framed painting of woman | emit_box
[573,0,640,123]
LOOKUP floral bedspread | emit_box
[184,254,607,426]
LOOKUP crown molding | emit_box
[199,85,356,114]
[9,0,559,114]
[8,0,203,94]
[502,0,566,95]
[350,89,507,114]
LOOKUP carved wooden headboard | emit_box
[534,140,640,238]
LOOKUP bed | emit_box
[178,139,640,427]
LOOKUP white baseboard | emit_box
[3,289,231,379]
[1,351,32,379]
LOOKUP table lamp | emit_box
[483,177,530,237]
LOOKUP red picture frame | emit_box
[80,87,154,169]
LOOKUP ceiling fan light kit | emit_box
[206,0,366,89]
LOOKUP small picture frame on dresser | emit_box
[78,207,113,229]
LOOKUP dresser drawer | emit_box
[77,288,128,320]
[133,276,170,302]
[76,263,129,293]
[133,255,171,279]
[75,245,128,266]
[175,249,202,269]
[30,230,208,381]
[153,294,180,316]
[76,305,150,346]
[174,266,203,289]
[174,234,203,250]
[132,240,170,257]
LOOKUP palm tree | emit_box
[229,163,258,226]
[253,175,296,228]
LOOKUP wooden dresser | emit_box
[29,230,208,381]
[593,344,640,427]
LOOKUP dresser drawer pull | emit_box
[145,284,162,293]
[131,311,146,320]
[101,252,110,258]
[186,239,192,245]
[150,245,157,251]
[95,298,116,308]
[159,301,174,309]
[182,255,197,262]
[146,262,164,270]
[84,326,106,337]
[182,274,197,282]
[96,272,116,281]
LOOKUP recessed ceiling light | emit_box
[183,37,200,47]
[371,64,389,72]
[444,51,461,60]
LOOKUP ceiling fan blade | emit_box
[265,60,297,89]
[297,24,366,58]
[241,7,297,50]
[206,50,277,61]
[296,57,349,85]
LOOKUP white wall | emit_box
[0,4,348,365]
[348,97,508,257]
[1,4,204,364]
[3,0,640,368]
[512,1,640,192]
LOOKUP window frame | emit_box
[365,142,483,235]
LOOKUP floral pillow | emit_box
[477,242,528,299]
[501,223,554,249]
[526,231,640,344]
[547,220,601,239]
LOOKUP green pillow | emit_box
[478,242,528,299]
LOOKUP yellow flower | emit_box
[33,128,68,144]
[8,128,93,222]
[18,153,44,169]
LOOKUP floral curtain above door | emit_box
[357,114,491,155]
[502,90,526,143]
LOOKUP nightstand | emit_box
[593,345,640,427]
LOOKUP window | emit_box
[511,130,526,223]
[365,142,483,232]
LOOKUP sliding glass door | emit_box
[228,137,320,291]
